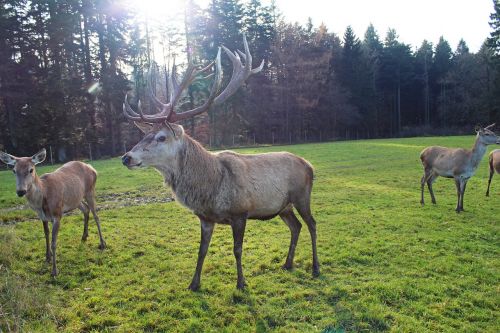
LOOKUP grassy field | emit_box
[0,136,498,332]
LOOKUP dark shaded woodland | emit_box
[1,0,500,161]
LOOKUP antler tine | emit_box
[485,123,496,130]
[123,94,142,121]
[148,65,170,114]
[123,93,170,123]
[213,34,263,106]
[168,48,223,122]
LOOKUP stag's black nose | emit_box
[122,154,131,166]
[17,190,26,197]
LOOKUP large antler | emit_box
[123,34,264,124]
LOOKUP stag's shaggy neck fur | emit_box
[155,134,227,218]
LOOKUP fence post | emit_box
[49,146,54,165]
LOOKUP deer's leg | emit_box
[486,166,494,197]
[279,208,302,270]
[85,192,105,250]
[78,202,90,242]
[420,174,426,205]
[51,217,60,277]
[454,178,461,212]
[188,218,214,291]
[231,215,247,289]
[294,202,320,277]
[459,179,468,212]
[427,173,437,204]
[42,220,51,263]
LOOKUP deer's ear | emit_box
[134,121,153,134]
[0,151,17,166]
[474,125,482,133]
[31,149,46,165]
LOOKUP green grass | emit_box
[0,136,498,332]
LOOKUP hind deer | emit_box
[0,149,106,276]
[486,149,500,196]
[121,35,320,290]
[420,124,500,212]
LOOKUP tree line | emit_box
[1,0,500,161]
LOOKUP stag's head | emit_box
[0,149,46,197]
[476,124,500,145]
[121,35,263,169]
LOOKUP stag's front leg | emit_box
[231,215,247,289]
[51,217,61,277]
[42,220,51,263]
[188,218,214,291]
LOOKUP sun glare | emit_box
[130,0,185,23]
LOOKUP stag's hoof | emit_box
[188,282,200,292]
[236,280,247,290]
[51,269,58,277]
[281,263,293,271]
[312,267,320,277]
[81,234,88,242]
[98,242,106,250]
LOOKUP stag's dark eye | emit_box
[29,169,33,173]
[157,135,166,142]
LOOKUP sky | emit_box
[273,0,493,52]
[132,0,494,53]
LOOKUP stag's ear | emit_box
[134,121,153,134]
[474,124,482,133]
[0,151,17,166]
[31,149,46,165]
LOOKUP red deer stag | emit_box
[486,149,500,196]
[420,124,500,212]
[0,149,106,276]
[121,35,320,290]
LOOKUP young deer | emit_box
[420,124,500,212]
[486,149,500,196]
[121,35,320,290]
[0,149,106,276]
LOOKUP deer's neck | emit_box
[156,135,222,213]
[470,136,487,170]
[25,174,44,209]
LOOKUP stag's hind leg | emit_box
[293,198,320,277]
[279,207,302,270]
[78,202,90,241]
[84,191,106,250]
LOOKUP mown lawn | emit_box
[0,136,498,332]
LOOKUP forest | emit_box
[1,0,500,161]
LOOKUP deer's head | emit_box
[476,124,500,145]
[122,35,263,169]
[0,149,46,197]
